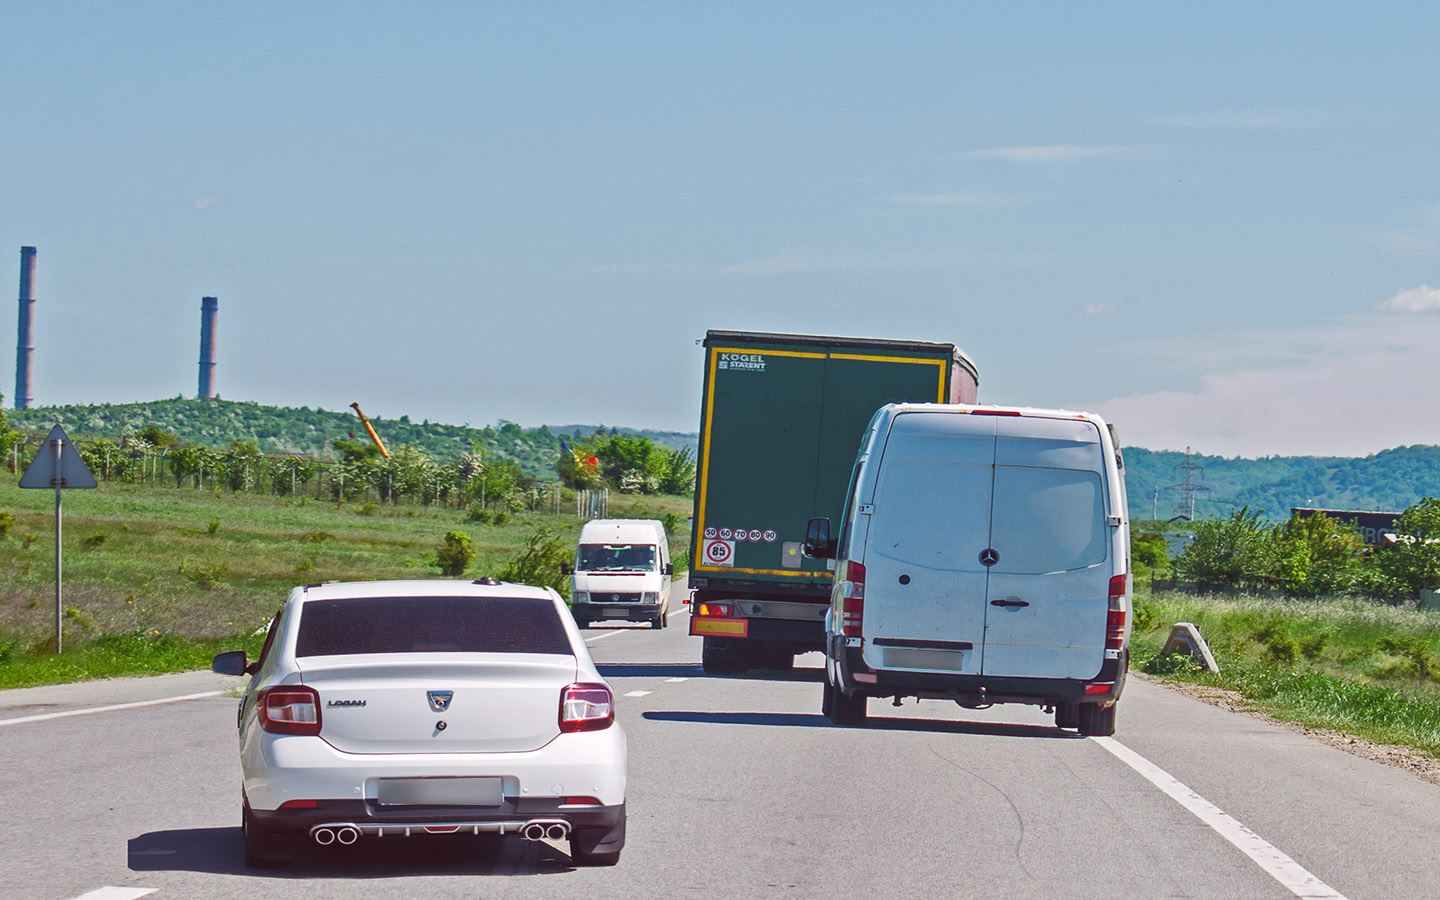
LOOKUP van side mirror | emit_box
[212,650,251,676]
[560,562,573,575]
[803,517,834,559]
[664,563,674,576]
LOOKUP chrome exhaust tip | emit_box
[522,823,547,841]
[545,823,569,841]
[336,826,360,845]
[313,827,336,846]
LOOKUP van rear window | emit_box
[294,595,572,657]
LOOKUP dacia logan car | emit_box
[213,579,627,867]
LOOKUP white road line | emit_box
[0,691,222,727]
[665,677,689,683]
[69,887,157,900]
[583,631,624,644]
[623,690,651,698]
[1092,737,1347,900]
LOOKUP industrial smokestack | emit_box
[15,246,36,410]
[198,296,218,399]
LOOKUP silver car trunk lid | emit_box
[296,654,578,754]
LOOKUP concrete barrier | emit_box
[1161,622,1220,673]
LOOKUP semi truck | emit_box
[688,330,979,674]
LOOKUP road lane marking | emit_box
[1092,737,1347,900]
[69,888,157,900]
[583,631,624,643]
[623,690,652,698]
[666,677,689,683]
[0,691,222,727]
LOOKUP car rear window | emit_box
[294,595,573,657]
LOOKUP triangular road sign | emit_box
[19,425,98,489]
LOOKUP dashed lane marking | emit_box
[0,692,221,727]
[666,677,689,683]
[1092,737,1347,900]
[68,887,157,900]
[623,691,652,698]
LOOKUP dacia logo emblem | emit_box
[427,690,454,712]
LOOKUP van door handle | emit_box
[990,597,1029,608]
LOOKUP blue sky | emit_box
[3,2,1438,457]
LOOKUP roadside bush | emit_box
[495,527,571,598]
[1376,635,1440,680]
[1142,651,1204,676]
[0,511,15,539]
[79,532,108,549]
[435,531,475,577]
[1251,615,1301,665]
[1173,507,1275,589]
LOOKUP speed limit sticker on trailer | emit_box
[702,539,736,566]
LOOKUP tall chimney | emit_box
[198,296,218,399]
[15,246,36,410]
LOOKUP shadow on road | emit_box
[596,662,826,683]
[642,709,1084,739]
[128,828,575,878]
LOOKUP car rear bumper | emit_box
[572,602,664,623]
[241,727,626,811]
[832,639,1127,707]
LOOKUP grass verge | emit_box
[1133,590,1440,757]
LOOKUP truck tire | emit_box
[1077,702,1117,737]
[1054,702,1080,730]
[828,687,867,726]
[702,639,746,676]
[821,678,836,718]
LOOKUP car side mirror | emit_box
[560,562,572,575]
[664,563,674,576]
[212,650,249,676]
[802,517,834,559]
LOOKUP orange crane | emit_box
[349,402,391,459]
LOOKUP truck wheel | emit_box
[1054,702,1080,730]
[702,639,746,676]
[1077,702,1117,737]
[763,648,795,672]
[828,687,867,726]
[650,615,663,630]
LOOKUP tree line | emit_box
[1157,500,1440,600]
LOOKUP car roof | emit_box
[291,579,558,604]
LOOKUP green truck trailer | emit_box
[688,330,980,674]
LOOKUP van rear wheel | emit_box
[1054,702,1080,729]
[1077,702,1117,736]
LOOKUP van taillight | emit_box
[560,683,614,732]
[1106,574,1128,651]
[840,561,866,637]
[258,687,322,736]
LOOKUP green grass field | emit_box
[0,481,690,688]
[1133,589,1440,756]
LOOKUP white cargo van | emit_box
[804,403,1131,735]
[565,519,674,629]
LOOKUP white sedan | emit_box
[212,579,627,867]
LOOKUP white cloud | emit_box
[965,145,1130,163]
[888,191,1014,207]
[194,196,222,210]
[1088,317,1440,457]
[1380,285,1440,313]
[1084,300,1118,316]
[1154,110,1311,129]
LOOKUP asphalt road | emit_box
[4,583,1439,900]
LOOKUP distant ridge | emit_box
[7,399,1436,520]
[7,397,698,480]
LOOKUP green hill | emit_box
[7,397,697,480]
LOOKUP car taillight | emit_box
[258,686,322,736]
[1106,574,1128,651]
[560,683,614,732]
[695,602,735,617]
[840,561,866,638]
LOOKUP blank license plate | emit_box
[605,608,628,615]
[377,777,503,807]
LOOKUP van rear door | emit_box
[980,417,1110,680]
[860,412,995,675]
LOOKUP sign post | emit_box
[19,425,98,653]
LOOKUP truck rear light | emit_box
[1106,574,1128,651]
[1085,683,1114,695]
[969,409,1022,416]
[560,683,614,732]
[258,687,322,736]
[840,561,866,637]
[696,602,735,617]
